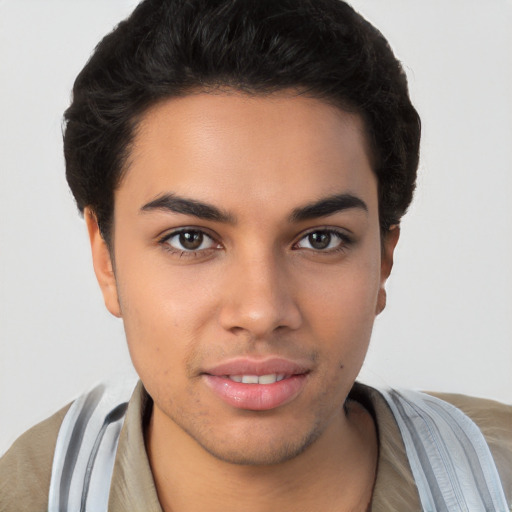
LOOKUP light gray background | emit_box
[1,0,511,455]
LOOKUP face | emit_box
[88,91,397,465]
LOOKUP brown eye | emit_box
[296,229,349,251]
[163,229,217,252]
[179,231,204,250]
[308,232,331,250]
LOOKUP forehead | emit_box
[119,91,377,218]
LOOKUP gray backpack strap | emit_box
[380,388,508,512]
[48,378,138,512]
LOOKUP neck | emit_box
[146,399,378,512]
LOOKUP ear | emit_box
[84,208,122,318]
[375,225,400,315]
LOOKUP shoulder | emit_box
[427,391,512,449]
[427,391,512,504]
[0,403,70,511]
[361,385,512,510]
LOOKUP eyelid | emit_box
[295,226,353,240]
[155,225,353,256]
[157,226,223,254]
[293,227,354,251]
[157,225,219,241]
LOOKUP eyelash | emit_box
[292,228,353,255]
[157,227,353,257]
[158,228,220,258]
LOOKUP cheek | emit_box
[298,252,381,356]
[114,254,221,376]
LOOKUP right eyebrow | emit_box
[140,193,236,224]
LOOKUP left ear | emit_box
[376,225,400,315]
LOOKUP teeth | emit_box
[258,374,278,384]
[242,375,259,384]
[228,374,286,384]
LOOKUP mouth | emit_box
[224,374,288,384]
[201,358,311,411]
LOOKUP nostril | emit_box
[228,326,246,335]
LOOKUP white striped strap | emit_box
[49,384,508,511]
[48,378,137,512]
[380,388,509,512]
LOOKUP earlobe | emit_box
[84,208,122,318]
[376,225,400,315]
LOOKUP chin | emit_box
[189,418,324,467]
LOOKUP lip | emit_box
[202,357,310,411]
[202,357,311,377]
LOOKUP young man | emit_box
[1,1,510,511]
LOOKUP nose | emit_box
[218,250,303,339]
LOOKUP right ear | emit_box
[84,207,122,318]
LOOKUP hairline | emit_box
[97,85,380,249]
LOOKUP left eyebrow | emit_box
[289,193,368,222]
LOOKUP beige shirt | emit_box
[1,382,511,511]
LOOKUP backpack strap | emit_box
[48,378,137,512]
[49,383,508,511]
[379,388,509,512]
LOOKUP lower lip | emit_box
[203,374,308,411]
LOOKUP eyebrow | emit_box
[140,194,235,223]
[140,192,367,224]
[289,193,368,222]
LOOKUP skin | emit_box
[86,91,399,511]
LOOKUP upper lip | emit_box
[202,357,311,377]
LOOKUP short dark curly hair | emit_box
[64,0,420,246]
